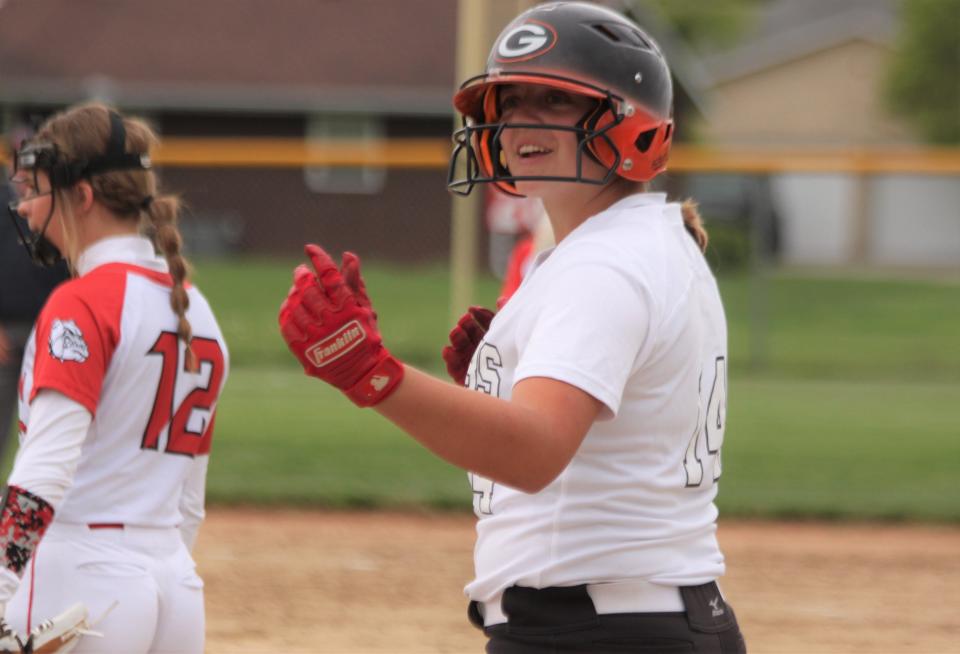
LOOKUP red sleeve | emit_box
[29,274,124,415]
[500,235,535,301]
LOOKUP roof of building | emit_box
[0,0,458,115]
[0,0,714,121]
[703,0,899,84]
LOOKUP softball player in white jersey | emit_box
[278,2,744,651]
[1,103,228,653]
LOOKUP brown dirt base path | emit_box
[195,509,959,653]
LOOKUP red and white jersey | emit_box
[16,236,228,528]
[464,193,728,602]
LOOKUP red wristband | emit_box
[344,355,405,407]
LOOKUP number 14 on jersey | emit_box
[683,356,726,488]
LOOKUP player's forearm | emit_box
[178,455,208,552]
[8,390,89,509]
[277,246,582,491]
[0,484,54,608]
[374,366,570,492]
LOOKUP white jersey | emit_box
[15,235,229,527]
[464,193,728,602]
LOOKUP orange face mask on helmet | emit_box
[448,2,674,197]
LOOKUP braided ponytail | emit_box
[681,198,709,253]
[144,194,199,372]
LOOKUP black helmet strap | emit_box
[82,111,151,178]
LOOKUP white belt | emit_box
[46,521,183,550]
[480,580,685,627]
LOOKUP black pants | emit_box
[469,582,747,653]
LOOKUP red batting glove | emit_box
[278,244,404,407]
[441,306,495,385]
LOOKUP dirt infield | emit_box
[195,509,959,653]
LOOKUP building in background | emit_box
[1,0,955,269]
[0,0,460,261]
[695,0,960,268]
[0,0,712,269]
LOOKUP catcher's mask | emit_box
[6,110,152,267]
[447,1,674,197]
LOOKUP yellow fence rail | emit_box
[5,139,960,174]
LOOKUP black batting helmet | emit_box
[448,1,674,196]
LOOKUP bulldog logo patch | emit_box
[49,319,90,363]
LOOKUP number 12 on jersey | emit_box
[684,356,727,487]
[142,332,226,457]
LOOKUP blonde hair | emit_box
[37,102,198,369]
[680,198,708,253]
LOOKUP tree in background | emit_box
[629,0,764,49]
[885,0,960,144]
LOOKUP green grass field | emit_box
[185,257,960,521]
[5,259,951,520]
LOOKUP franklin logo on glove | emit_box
[305,320,366,368]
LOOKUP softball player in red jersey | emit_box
[0,103,228,652]
[278,3,745,652]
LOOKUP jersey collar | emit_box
[603,191,667,213]
[76,235,168,277]
[523,192,670,280]
[559,191,669,245]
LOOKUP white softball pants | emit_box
[6,521,204,653]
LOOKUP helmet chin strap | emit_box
[6,202,63,268]
[577,99,610,167]
[448,80,626,196]
[449,117,621,198]
[6,171,64,268]
[26,195,65,267]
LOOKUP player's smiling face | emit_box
[497,84,606,196]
